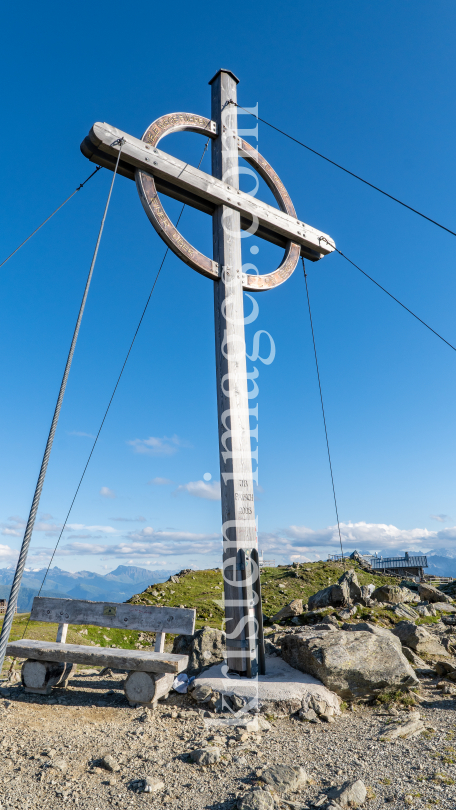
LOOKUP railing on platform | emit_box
[0,602,17,615]
[259,560,276,568]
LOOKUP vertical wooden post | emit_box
[210,69,262,676]
[56,622,68,643]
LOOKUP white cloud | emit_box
[60,528,220,559]
[68,431,95,439]
[110,516,147,523]
[175,480,221,501]
[149,477,174,486]
[127,435,190,456]
[1,516,25,537]
[66,524,118,534]
[100,487,116,499]
[431,514,449,523]
[0,544,18,558]
[258,521,456,559]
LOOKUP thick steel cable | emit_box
[302,258,346,567]
[232,102,456,239]
[0,166,102,270]
[0,143,124,674]
[19,139,211,643]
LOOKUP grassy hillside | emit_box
[0,561,402,675]
[127,559,402,629]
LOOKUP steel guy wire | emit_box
[232,101,456,239]
[0,166,102,270]
[322,241,456,354]
[19,139,211,641]
[0,144,124,673]
[302,257,346,568]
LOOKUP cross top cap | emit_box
[209,68,240,85]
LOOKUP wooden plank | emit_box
[30,597,195,636]
[81,122,335,258]
[79,137,322,261]
[6,640,188,674]
[211,70,259,676]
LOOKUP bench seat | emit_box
[6,639,188,674]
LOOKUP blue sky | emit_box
[1,1,456,573]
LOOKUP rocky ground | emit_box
[1,668,455,810]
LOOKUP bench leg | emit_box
[21,659,70,695]
[54,662,76,688]
[124,671,174,708]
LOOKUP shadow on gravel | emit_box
[4,684,131,708]
[420,697,456,710]
[67,676,124,690]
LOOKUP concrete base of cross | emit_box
[193,656,341,717]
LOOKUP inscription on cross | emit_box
[81,69,335,677]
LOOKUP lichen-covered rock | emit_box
[190,683,213,703]
[393,603,419,620]
[371,585,416,604]
[308,580,350,611]
[328,779,367,807]
[432,602,456,613]
[189,746,220,765]
[172,626,226,676]
[391,621,450,657]
[271,599,303,623]
[400,646,428,668]
[338,569,362,601]
[237,789,275,810]
[281,629,418,700]
[418,583,453,604]
[260,764,307,794]
[341,622,402,651]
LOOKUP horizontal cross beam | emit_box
[81,122,335,261]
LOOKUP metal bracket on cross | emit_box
[81,69,336,679]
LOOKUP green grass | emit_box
[376,689,417,706]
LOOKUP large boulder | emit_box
[418,583,453,604]
[308,569,364,611]
[172,626,226,676]
[338,569,362,601]
[391,621,450,657]
[341,621,402,651]
[359,585,374,605]
[308,580,350,611]
[271,599,303,623]
[281,629,418,700]
[371,585,416,604]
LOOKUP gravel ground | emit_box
[0,670,455,810]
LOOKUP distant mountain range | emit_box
[0,564,178,612]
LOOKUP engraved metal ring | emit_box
[135,113,301,292]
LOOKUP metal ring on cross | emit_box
[135,113,301,292]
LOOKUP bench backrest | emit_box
[30,597,196,636]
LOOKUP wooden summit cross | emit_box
[81,69,335,678]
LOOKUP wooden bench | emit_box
[6,597,196,707]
